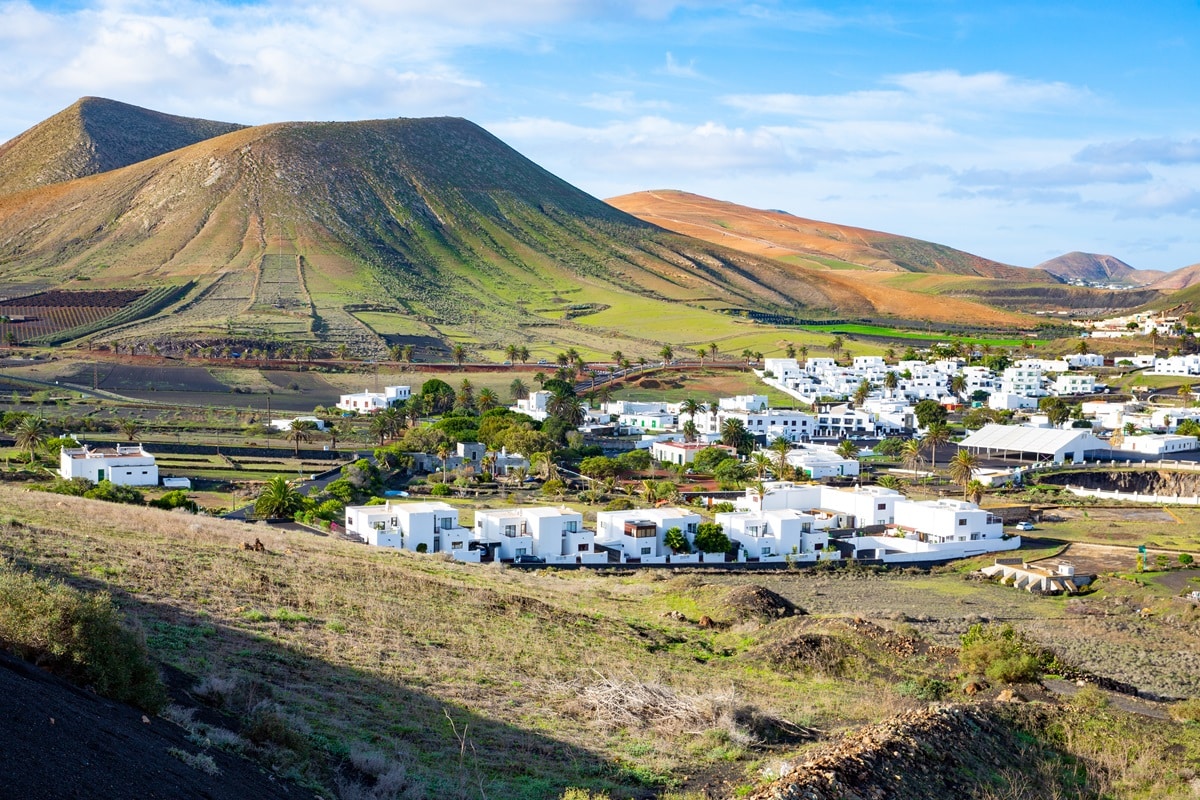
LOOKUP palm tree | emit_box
[965,479,986,505]
[117,417,144,442]
[901,439,925,482]
[884,371,899,394]
[922,422,952,476]
[509,378,529,402]
[13,415,48,459]
[852,379,871,407]
[505,344,519,364]
[682,419,699,443]
[530,451,559,482]
[949,374,967,399]
[1180,384,1194,406]
[641,479,659,504]
[708,342,718,361]
[835,438,861,461]
[406,394,426,427]
[477,388,499,412]
[721,418,753,455]
[750,452,772,480]
[611,349,624,366]
[948,449,980,497]
[329,418,353,451]
[785,342,797,359]
[402,344,415,363]
[659,344,674,364]
[680,398,704,423]
[437,442,452,483]
[517,346,530,364]
[451,344,467,368]
[828,335,844,358]
[533,371,547,388]
[254,476,306,519]
[377,406,404,438]
[368,414,391,446]
[547,391,585,427]
[876,474,904,493]
[286,419,318,457]
[798,345,809,362]
[769,436,792,477]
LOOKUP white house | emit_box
[651,440,736,466]
[716,508,830,562]
[1119,434,1199,455]
[474,506,607,564]
[337,385,411,414]
[269,415,326,432]
[343,500,470,553]
[784,446,861,479]
[59,444,158,486]
[595,507,702,563]
[1051,373,1098,396]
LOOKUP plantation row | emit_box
[29,283,194,346]
[0,289,146,309]
[0,306,114,342]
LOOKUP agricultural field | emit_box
[0,289,147,344]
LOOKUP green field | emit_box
[798,322,1034,348]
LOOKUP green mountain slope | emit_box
[0,111,864,356]
[0,97,245,197]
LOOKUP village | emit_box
[46,330,1200,572]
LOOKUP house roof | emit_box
[957,424,1109,455]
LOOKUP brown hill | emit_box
[1035,251,1160,285]
[0,97,245,198]
[606,189,1054,281]
[1149,263,1200,291]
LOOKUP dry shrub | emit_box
[1169,697,1200,723]
[337,746,421,800]
[756,633,858,678]
[566,675,813,746]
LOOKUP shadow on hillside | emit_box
[13,555,648,800]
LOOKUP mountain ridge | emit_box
[0,96,245,198]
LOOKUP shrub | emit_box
[0,564,165,711]
[958,623,1045,684]
[897,677,952,701]
[664,526,690,553]
[150,489,198,513]
[693,522,730,554]
[429,483,451,496]
[1180,553,1194,566]
[1169,697,1200,723]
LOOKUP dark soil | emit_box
[0,647,315,799]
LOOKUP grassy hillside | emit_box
[0,116,869,359]
[0,97,245,197]
[5,486,1200,798]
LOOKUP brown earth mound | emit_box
[723,585,802,622]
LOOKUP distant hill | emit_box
[606,190,1052,281]
[0,106,879,355]
[1034,252,1162,285]
[1148,262,1200,291]
[0,97,244,197]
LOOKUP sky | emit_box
[2,0,1200,271]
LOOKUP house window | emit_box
[686,523,697,534]
[515,547,527,556]
[505,524,517,537]
[440,517,455,530]
[451,541,464,549]
[564,521,578,532]
[761,546,772,556]
[958,518,967,526]
[641,546,652,555]
[877,503,886,510]
[578,543,589,552]
[747,525,760,536]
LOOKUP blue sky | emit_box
[2,0,1199,271]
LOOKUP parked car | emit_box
[1014,521,1034,531]
[513,554,545,564]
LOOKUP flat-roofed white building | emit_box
[343,500,469,553]
[957,424,1110,465]
[595,507,702,563]
[336,385,411,414]
[784,447,860,479]
[1119,433,1199,455]
[474,506,607,563]
[59,444,158,486]
[716,508,830,562]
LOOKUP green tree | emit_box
[286,419,319,457]
[720,418,754,455]
[901,438,925,481]
[477,388,499,412]
[658,344,674,364]
[509,378,529,402]
[664,526,690,553]
[949,449,980,498]
[922,422,952,474]
[835,438,860,461]
[116,417,144,442]
[693,522,730,554]
[13,415,48,459]
[913,399,948,429]
[451,343,467,368]
[255,476,307,519]
[769,436,792,477]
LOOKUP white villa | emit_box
[473,506,608,564]
[716,508,831,563]
[594,507,704,563]
[336,385,411,414]
[59,443,158,486]
[343,500,470,554]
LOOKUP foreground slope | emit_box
[0,97,244,198]
[0,112,864,355]
[6,486,1200,798]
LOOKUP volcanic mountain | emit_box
[0,97,244,198]
[1034,251,1161,286]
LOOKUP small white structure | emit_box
[785,447,860,479]
[595,507,702,562]
[343,500,470,553]
[511,391,551,421]
[59,444,158,486]
[269,415,326,432]
[716,508,830,562]
[336,385,411,414]
[161,476,192,489]
[474,506,607,564]
[1120,433,1199,455]
[651,440,735,466]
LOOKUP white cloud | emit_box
[580,91,673,113]
[662,52,700,79]
[1076,138,1200,165]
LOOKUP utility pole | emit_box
[266,396,271,449]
